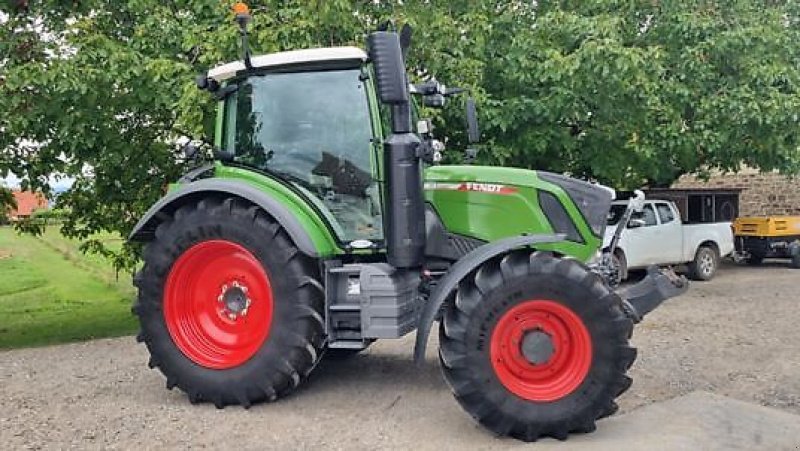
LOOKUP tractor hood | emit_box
[425,165,555,190]
[423,165,614,263]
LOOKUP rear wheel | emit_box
[133,197,325,408]
[791,254,800,269]
[687,245,718,281]
[439,251,636,441]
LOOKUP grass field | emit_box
[0,226,137,349]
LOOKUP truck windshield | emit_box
[224,68,382,242]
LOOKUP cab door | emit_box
[623,203,660,267]
[654,202,683,263]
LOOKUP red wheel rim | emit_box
[164,240,273,369]
[490,300,592,402]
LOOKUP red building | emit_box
[9,191,48,220]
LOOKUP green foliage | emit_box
[0,187,14,224]
[2,1,800,268]
[31,207,68,221]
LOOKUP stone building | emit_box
[672,168,800,217]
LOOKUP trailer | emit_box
[733,216,800,268]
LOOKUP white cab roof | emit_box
[208,47,368,82]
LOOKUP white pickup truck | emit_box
[603,199,734,281]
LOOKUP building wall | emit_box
[672,169,800,217]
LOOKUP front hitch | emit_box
[617,265,688,323]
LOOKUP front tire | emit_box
[687,245,718,281]
[133,197,325,408]
[439,251,636,441]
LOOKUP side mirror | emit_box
[466,98,480,144]
[628,218,646,229]
[399,24,413,60]
[367,32,409,105]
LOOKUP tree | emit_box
[0,187,14,224]
[2,1,800,268]
[404,1,800,187]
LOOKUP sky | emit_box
[1,173,75,192]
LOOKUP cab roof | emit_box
[208,47,368,82]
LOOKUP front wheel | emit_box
[439,251,636,441]
[610,251,627,286]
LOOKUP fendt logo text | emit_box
[424,182,518,195]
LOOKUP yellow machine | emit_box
[733,216,800,268]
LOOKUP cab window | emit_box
[656,203,675,224]
[632,204,658,227]
[226,69,382,242]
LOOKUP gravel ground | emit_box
[1,261,799,449]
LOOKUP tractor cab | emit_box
[209,48,383,243]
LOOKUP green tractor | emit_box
[130,5,687,442]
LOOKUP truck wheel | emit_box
[791,254,800,269]
[610,251,627,286]
[133,197,325,408]
[687,245,718,281]
[439,251,636,441]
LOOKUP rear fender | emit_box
[413,233,565,363]
[128,179,323,257]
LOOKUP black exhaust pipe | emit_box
[367,31,425,268]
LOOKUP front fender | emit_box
[413,233,565,363]
[129,178,322,257]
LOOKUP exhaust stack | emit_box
[367,31,425,268]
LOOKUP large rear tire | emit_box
[439,251,636,441]
[133,197,325,408]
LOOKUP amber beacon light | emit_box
[232,2,250,16]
